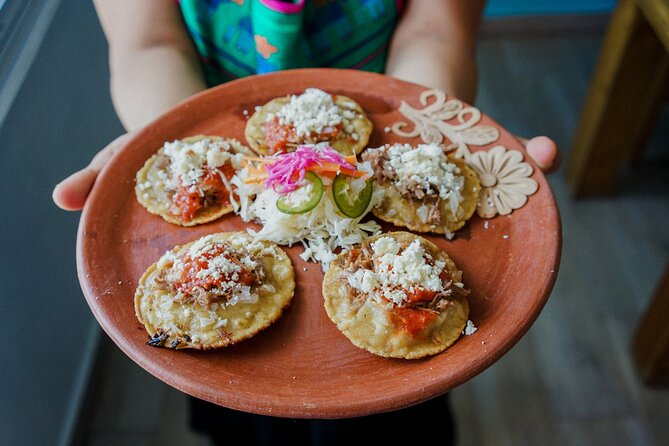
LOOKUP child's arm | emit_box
[94,0,207,131]
[53,0,207,210]
[386,0,485,104]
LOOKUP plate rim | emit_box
[76,68,562,418]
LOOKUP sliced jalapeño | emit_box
[332,173,373,218]
[276,171,323,214]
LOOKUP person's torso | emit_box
[179,0,403,86]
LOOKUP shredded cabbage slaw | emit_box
[231,144,381,269]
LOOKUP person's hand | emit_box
[517,136,560,173]
[52,133,133,211]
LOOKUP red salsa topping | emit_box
[404,288,438,305]
[173,244,255,298]
[263,117,297,154]
[263,116,343,154]
[172,164,235,222]
[390,307,438,336]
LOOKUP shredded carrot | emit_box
[344,155,357,165]
[246,163,265,176]
[311,161,343,171]
[243,161,268,183]
[243,175,267,184]
[306,166,332,174]
[343,169,367,178]
[307,165,367,178]
[242,156,275,164]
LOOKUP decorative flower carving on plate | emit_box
[466,146,538,218]
[390,89,499,158]
[390,88,538,218]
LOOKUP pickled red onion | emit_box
[264,145,355,194]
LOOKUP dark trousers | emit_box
[190,394,455,445]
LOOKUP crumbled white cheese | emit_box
[193,254,239,280]
[161,137,243,189]
[370,236,401,256]
[385,143,465,215]
[137,181,152,191]
[165,235,259,307]
[157,250,177,269]
[271,88,343,138]
[417,204,429,223]
[347,268,379,293]
[463,319,478,336]
[228,233,282,260]
[348,238,447,306]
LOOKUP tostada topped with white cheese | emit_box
[323,231,469,359]
[244,88,372,156]
[362,143,480,238]
[134,232,295,349]
[135,135,253,226]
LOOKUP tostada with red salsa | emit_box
[135,232,295,349]
[244,88,372,156]
[135,135,253,226]
[323,231,469,359]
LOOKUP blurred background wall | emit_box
[0,1,123,445]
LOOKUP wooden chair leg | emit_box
[632,263,669,386]
[566,0,669,196]
[629,71,669,167]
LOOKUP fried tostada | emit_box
[323,232,469,359]
[135,135,253,226]
[135,232,295,349]
[362,143,480,237]
[245,88,372,156]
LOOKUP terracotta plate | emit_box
[77,69,561,419]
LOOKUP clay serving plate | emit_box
[77,69,561,418]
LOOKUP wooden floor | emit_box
[78,24,669,446]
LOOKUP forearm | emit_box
[385,0,485,104]
[95,0,206,132]
[386,36,478,104]
[109,45,206,131]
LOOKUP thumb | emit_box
[517,136,560,173]
[52,133,131,211]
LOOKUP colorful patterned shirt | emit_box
[179,0,404,86]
